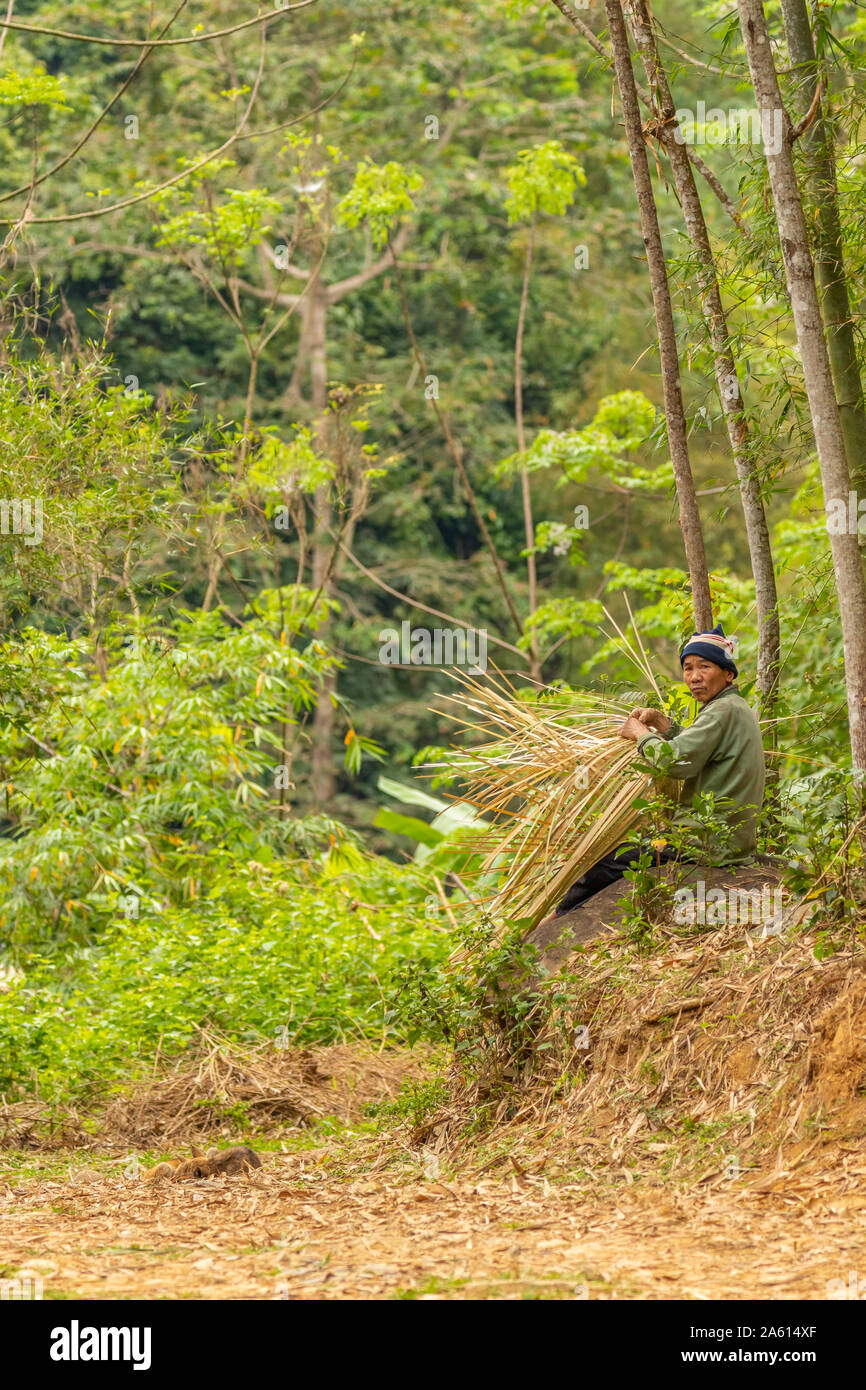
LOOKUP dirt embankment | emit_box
[414,919,866,1200]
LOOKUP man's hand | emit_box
[619,715,652,742]
[630,706,672,734]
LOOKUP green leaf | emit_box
[377,774,448,813]
[372,808,444,847]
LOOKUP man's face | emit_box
[682,655,734,704]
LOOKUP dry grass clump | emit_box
[101,1030,427,1146]
[1,1031,430,1151]
[0,1099,89,1152]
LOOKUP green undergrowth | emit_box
[0,861,450,1109]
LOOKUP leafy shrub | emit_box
[0,855,449,1104]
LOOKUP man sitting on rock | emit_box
[553,624,766,917]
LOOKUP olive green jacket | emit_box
[635,684,765,863]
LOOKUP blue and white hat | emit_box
[679,623,738,676]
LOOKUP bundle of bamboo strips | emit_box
[426,654,660,935]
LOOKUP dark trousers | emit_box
[554,842,686,917]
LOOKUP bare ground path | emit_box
[5,929,866,1300]
[3,1147,865,1300]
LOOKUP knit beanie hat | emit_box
[679,623,738,676]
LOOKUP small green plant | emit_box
[780,769,866,930]
[616,847,676,950]
[368,1076,450,1129]
[386,910,581,1114]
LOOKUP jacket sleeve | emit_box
[637,706,726,780]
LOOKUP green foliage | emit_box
[156,186,283,267]
[368,1075,451,1128]
[501,391,662,481]
[0,857,450,1104]
[0,602,338,955]
[522,596,605,650]
[373,807,444,847]
[0,69,72,110]
[343,727,386,775]
[0,342,187,625]
[779,769,866,930]
[503,139,585,222]
[336,158,423,246]
[616,847,677,952]
[247,428,336,503]
[386,907,590,1115]
[0,0,864,1126]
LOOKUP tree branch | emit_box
[334,536,528,662]
[0,0,317,47]
[790,80,822,142]
[236,224,426,310]
[0,0,189,209]
[326,222,411,302]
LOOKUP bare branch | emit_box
[235,279,303,309]
[790,80,822,142]
[0,0,317,48]
[326,222,411,302]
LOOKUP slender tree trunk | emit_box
[307,277,339,808]
[515,214,541,681]
[779,0,866,493]
[623,0,780,730]
[604,0,713,632]
[738,0,866,777]
[284,296,313,408]
[242,349,259,452]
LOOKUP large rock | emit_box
[525,858,787,978]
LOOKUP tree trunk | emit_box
[284,296,314,408]
[604,0,713,632]
[515,214,541,682]
[779,0,866,493]
[738,0,866,776]
[306,277,339,808]
[622,0,780,728]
